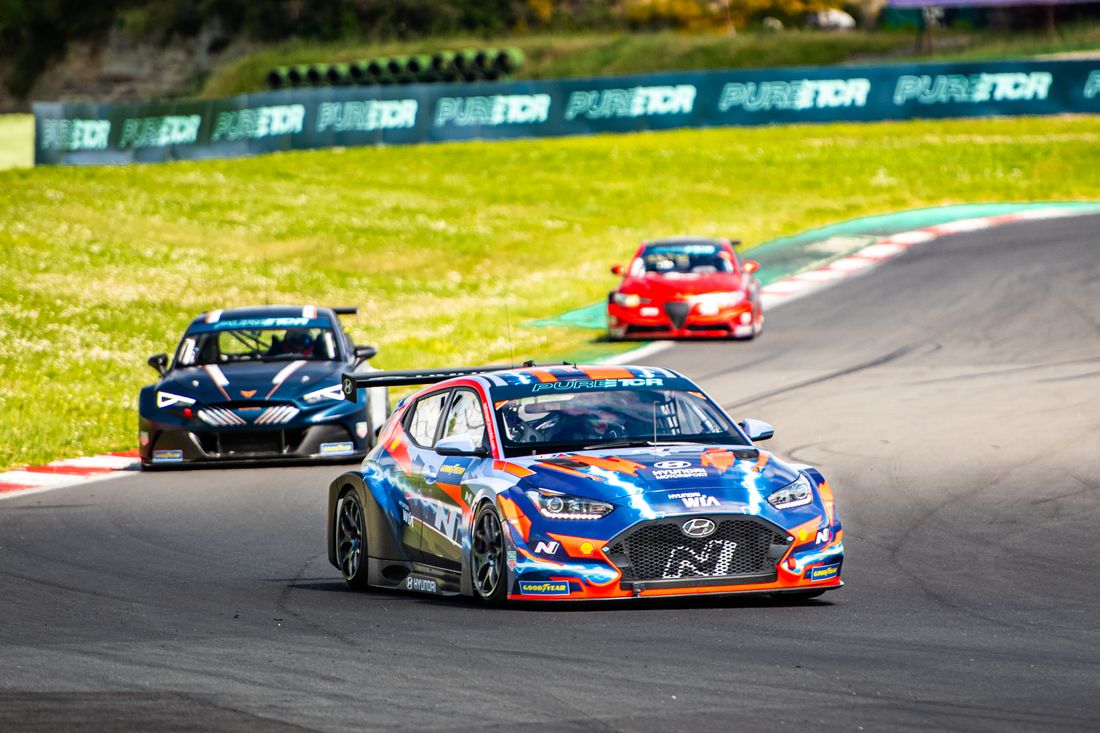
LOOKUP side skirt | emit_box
[366,557,464,597]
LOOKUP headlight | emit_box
[611,292,649,308]
[156,390,196,408]
[525,489,614,520]
[768,475,814,510]
[716,291,745,308]
[694,291,744,308]
[303,384,345,404]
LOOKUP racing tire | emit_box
[470,503,508,605]
[335,490,372,591]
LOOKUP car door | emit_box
[399,388,452,565]
[419,388,489,571]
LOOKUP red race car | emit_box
[607,237,763,341]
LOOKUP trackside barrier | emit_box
[33,59,1100,165]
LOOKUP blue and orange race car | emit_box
[327,363,843,603]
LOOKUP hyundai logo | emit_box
[681,518,716,538]
[342,377,354,396]
[655,460,692,469]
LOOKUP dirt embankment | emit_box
[0,26,250,113]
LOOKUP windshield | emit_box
[174,326,340,366]
[494,387,747,457]
[634,244,734,276]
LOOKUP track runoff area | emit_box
[1,209,1098,730]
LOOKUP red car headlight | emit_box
[611,293,650,308]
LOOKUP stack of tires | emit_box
[265,48,524,89]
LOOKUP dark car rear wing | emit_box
[341,362,569,402]
[331,307,358,316]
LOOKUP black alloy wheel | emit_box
[471,504,507,604]
[336,491,371,590]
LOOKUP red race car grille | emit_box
[608,518,788,583]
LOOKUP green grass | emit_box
[0,115,33,170]
[200,25,1100,98]
[1,114,1099,470]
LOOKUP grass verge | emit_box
[0,115,33,170]
[200,25,1100,98]
[1,114,1098,469]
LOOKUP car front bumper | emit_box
[608,301,757,339]
[503,512,844,601]
[140,421,367,467]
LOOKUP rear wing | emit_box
[331,307,358,316]
[341,362,568,402]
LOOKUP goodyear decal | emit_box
[808,563,840,582]
[152,450,183,463]
[518,580,570,596]
[320,442,355,455]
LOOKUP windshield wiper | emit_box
[581,439,705,451]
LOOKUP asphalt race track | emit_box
[2,216,1099,731]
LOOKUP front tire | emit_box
[335,490,371,590]
[470,503,508,605]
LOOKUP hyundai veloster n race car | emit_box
[139,305,388,467]
[607,237,763,340]
[327,363,842,603]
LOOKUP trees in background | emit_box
[0,0,847,97]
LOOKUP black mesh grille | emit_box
[609,518,787,582]
[196,429,306,456]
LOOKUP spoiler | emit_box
[341,362,570,402]
[332,307,358,316]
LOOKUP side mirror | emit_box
[743,260,760,275]
[435,434,489,457]
[148,353,168,375]
[739,418,774,442]
[354,345,378,363]
[610,264,623,276]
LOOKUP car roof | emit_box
[443,364,687,390]
[389,364,694,412]
[643,237,727,248]
[188,305,333,329]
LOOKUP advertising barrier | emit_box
[33,59,1100,166]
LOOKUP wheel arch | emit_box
[327,473,363,568]
[460,489,509,597]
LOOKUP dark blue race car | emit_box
[327,363,843,603]
[139,305,389,468]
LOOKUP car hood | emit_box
[619,272,744,299]
[158,360,345,403]
[506,444,801,506]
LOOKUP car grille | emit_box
[665,302,691,329]
[197,407,247,426]
[255,405,300,424]
[608,518,788,582]
[197,401,300,427]
[196,429,306,457]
